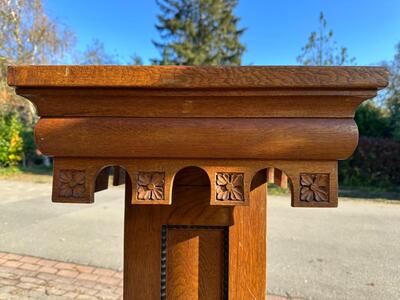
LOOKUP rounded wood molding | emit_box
[35,117,358,160]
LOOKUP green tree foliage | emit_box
[297,12,388,139]
[355,101,389,138]
[0,1,143,168]
[297,12,400,190]
[339,137,400,190]
[385,42,400,141]
[297,12,355,66]
[153,0,246,65]
[0,0,76,168]
[0,0,76,122]
[0,112,24,166]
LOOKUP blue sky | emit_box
[44,0,400,65]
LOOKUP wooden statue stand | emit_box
[8,66,387,299]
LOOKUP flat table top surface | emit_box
[8,65,388,90]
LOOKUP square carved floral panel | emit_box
[216,172,244,201]
[300,173,329,202]
[137,172,165,200]
[58,170,86,198]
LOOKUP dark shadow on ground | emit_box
[339,188,400,201]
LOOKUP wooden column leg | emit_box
[123,172,267,299]
[229,170,267,300]
[123,176,163,299]
[123,168,234,299]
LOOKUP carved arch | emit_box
[93,164,132,201]
[250,167,294,203]
[170,166,211,205]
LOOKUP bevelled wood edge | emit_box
[16,90,376,119]
[51,158,338,207]
[8,65,388,89]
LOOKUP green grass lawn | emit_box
[0,165,52,182]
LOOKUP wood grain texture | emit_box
[229,169,267,299]
[8,65,388,89]
[124,177,162,299]
[35,117,358,160]
[123,166,265,299]
[166,227,226,300]
[124,167,233,299]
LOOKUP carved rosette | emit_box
[216,173,244,201]
[137,172,165,200]
[58,170,86,198]
[300,173,329,202]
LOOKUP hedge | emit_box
[339,137,400,189]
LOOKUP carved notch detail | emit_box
[300,173,329,202]
[58,170,86,198]
[137,172,165,200]
[216,172,244,201]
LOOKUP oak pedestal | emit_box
[8,66,388,299]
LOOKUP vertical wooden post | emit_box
[229,170,267,299]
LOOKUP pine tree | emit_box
[297,12,355,66]
[153,0,246,65]
[80,39,119,65]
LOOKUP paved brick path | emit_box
[0,251,298,300]
[0,252,122,299]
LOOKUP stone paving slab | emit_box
[0,252,122,300]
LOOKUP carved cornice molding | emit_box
[8,66,388,208]
[49,158,337,207]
